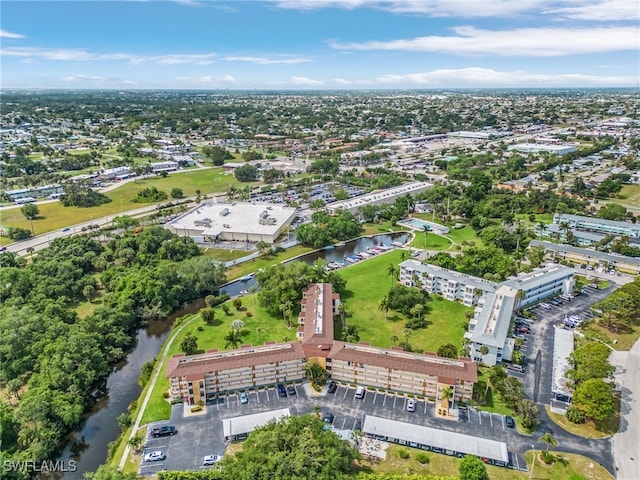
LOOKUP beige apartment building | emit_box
[166,283,476,405]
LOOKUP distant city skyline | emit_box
[1,0,639,90]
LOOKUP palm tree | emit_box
[442,386,453,413]
[537,221,546,237]
[538,432,558,452]
[423,225,429,248]
[390,335,399,346]
[224,329,242,349]
[255,327,264,344]
[337,302,348,331]
[378,296,389,320]
[387,264,398,285]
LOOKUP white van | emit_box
[355,386,366,399]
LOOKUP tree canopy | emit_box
[220,414,359,480]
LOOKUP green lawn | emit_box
[0,168,241,236]
[545,401,620,439]
[337,249,472,352]
[472,366,514,415]
[618,184,640,207]
[359,444,613,480]
[201,247,253,263]
[409,232,452,251]
[225,245,313,280]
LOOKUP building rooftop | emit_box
[399,259,498,293]
[504,263,575,291]
[328,341,477,383]
[167,201,296,238]
[326,182,432,212]
[222,409,290,438]
[551,327,574,398]
[166,342,306,380]
[299,283,337,351]
[530,240,640,267]
[555,213,640,231]
[469,285,517,348]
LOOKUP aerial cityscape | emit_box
[1,2,639,480]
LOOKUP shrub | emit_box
[245,311,253,317]
[190,405,202,413]
[197,325,204,331]
[163,392,170,399]
[397,448,410,459]
[540,450,554,464]
[415,452,429,464]
[566,406,587,424]
[171,398,183,405]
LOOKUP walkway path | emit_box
[118,313,201,470]
[611,337,640,480]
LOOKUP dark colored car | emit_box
[287,385,296,396]
[323,413,334,424]
[354,420,362,431]
[327,382,338,393]
[149,426,177,437]
[277,384,287,397]
[505,416,515,428]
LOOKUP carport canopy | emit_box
[223,408,290,439]
[363,415,509,463]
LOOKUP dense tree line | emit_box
[295,210,362,249]
[0,228,225,472]
[256,260,346,317]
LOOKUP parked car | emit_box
[61,227,70,232]
[144,451,166,462]
[406,399,416,412]
[515,327,529,334]
[149,426,177,437]
[202,454,222,466]
[323,413,334,424]
[355,386,366,399]
[277,384,287,398]
[354,420,362,431]
[505,416,515,428]
[239,391,248,404]
[287,385,296,396]
[327,381,338,394]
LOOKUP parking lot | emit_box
[139,382,530,474]
[518,284,614,404]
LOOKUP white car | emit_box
[144,451,166,462]
[407,399,416,412]
[203,454,222,466]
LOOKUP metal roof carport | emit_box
[222,408,290,441]
[362,416,509,464]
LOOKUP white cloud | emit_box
[373,67,637,87]
[273,0,638,20]
[333,77,351,84]
[0,29,25,39]
[544,0,640,21]
[220,75,238,83]
[221,55,311,64]
[62,74,103,82]
[330,26,639,56]
[290,76,324,85]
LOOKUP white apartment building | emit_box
[399,260,575,365]
[553,213,640,239]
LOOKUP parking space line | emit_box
[393,395,397,409]
[255,390,260,404]
[478,410,481,424]
[265,389,270,401]
[343,387,349,400]
[226,395,230,409]
[499,414,505,429]
[514,453,520,470]
[340,417,347,430]
[489,412,493,427]
[382,393,387,407]
[424,400,427,415]
[373,391,378,404]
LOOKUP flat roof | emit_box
[363,416,508,463]
[530,240,640,267]
[299,283,336,349]
[327,182,432,211]
[470,285,517,348]
[504,263,574,290]
[399,260,498,293]
[167,201,296,237]
[551,328,574,398]
[555,213,640,232]
[222,408,290,438]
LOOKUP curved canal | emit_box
[57,232,409,477]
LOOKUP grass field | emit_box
[224,245,313,279]
[0,168,241,235]
[358,444,613,480]
[409,232,452,251]
[618,184,640,207]
[337,249,471,352]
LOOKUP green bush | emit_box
[566,406,586,424]
[190,405,202,413]
[415,452,430,464]
[397,448,410,459]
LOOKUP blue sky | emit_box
[1,0,639,89]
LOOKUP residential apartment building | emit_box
[328,341,475,402]
[398,261,496,306]
[530,240,640,275]
[399,260,575,365]
[553,213,640,238]
[166,342,307,405]
[166,283,477,404]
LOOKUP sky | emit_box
[1,0,639,89]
